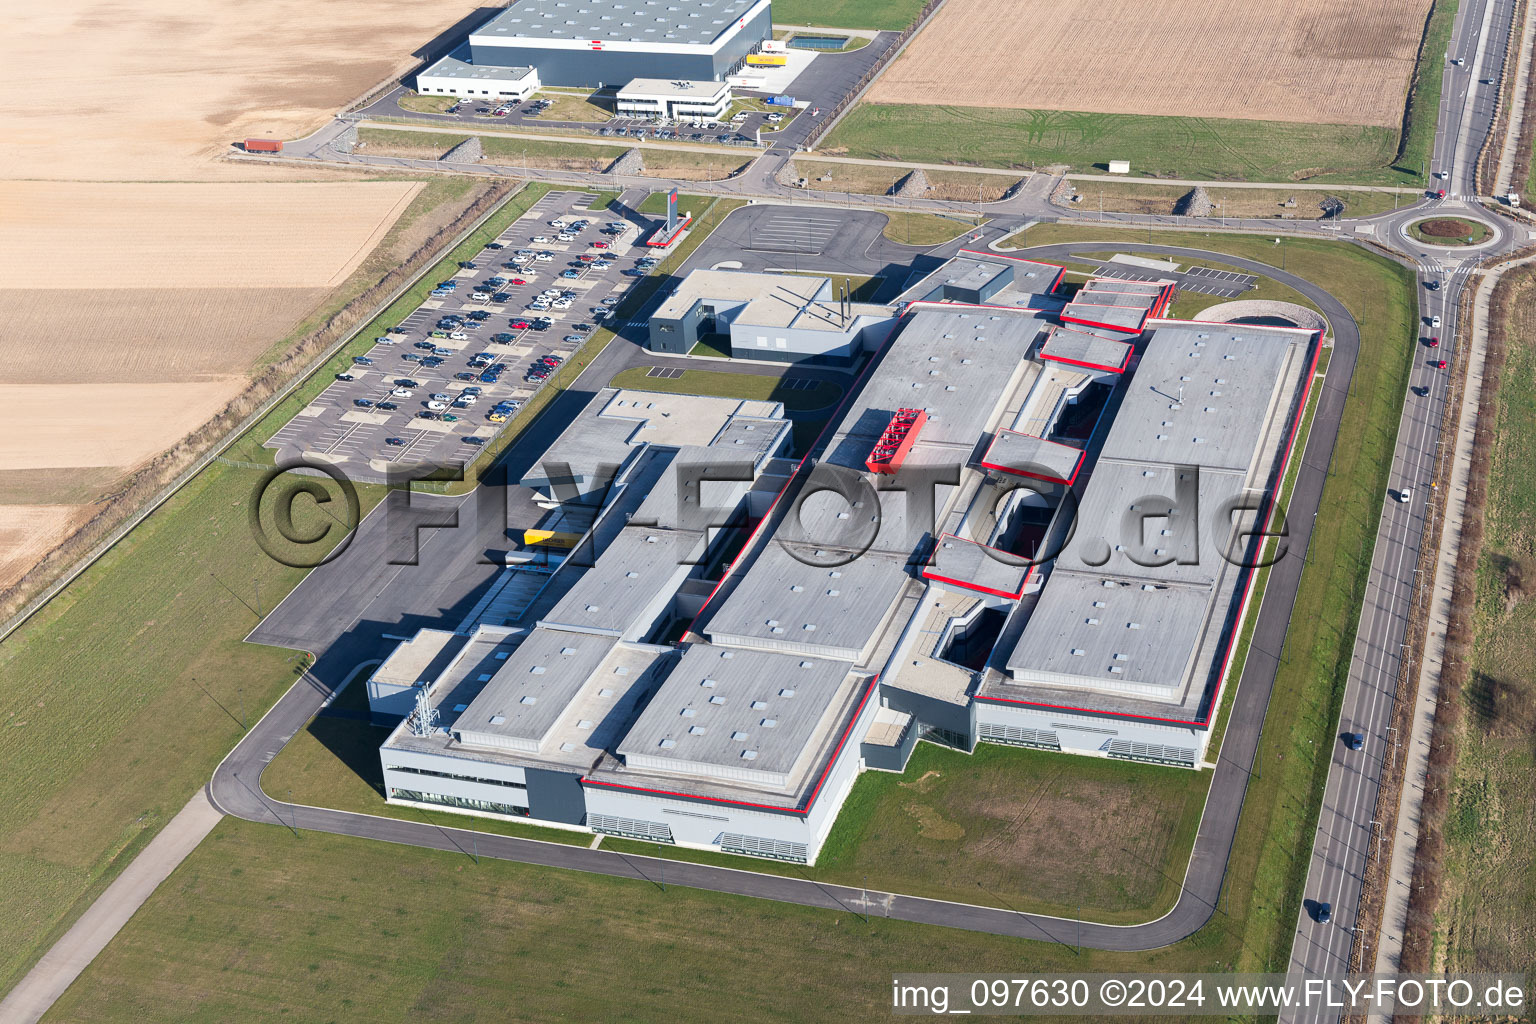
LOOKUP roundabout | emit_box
[1406,215,1491,246]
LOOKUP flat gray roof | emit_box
[1100,322,1301,472]
[708,416,792,465]
[1005,574,1211,699]
[935,256,1012,294]
[1079,278,1169,295]
[704,543,912,662]
[1052,462,1249,588]
[1038,325,1132,372]
[630,444,764,533]
[539,526,706,636]
[472,0,761,47]
[618,644,858,783]
[923,534,1033,599]
[831,308,1046,449]
[981,429,1084,483]
[420,52,536,82]
[1059,303,1149,333]
[455,627,617,751]
[372,629,462,687]
[617,78,732,99]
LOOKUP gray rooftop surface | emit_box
[1038,326,1133,371]
[1099,322,1303,472]
[629,444,766,533]
[455,627,618,751]
[472,0,761,47]
[539,526,707,637]
[420,51,538,82]
[1059,303,1150,332]
[1053,462,1249,588]
[830,308,1045,449]
[982,429,1084,482]
[372,629,463,687]
[1078,278,1170,295]
[1004,573,1211,699]
[703,542,913,661]
[618,644,859,781]
[923,534,1033,598]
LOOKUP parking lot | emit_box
[266,190,660,479]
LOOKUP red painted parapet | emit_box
[865,407,927,474]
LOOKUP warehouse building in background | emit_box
[417,0,773,97]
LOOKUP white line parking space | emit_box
[264,191,647,479]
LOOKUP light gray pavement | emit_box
[0,791,223,1024]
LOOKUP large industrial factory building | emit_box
[418,0,772,96]
[363,251,1320,866]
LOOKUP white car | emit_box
[391,388,414,398]
[449,332,467,340]
[535,252,554,262]
[427,400,448,411]
[1431,316,1441,329]
[531,235,551,243]
[1398,487,1411,503]
[557,232,576,242]
[457,394,478,406]
[470,292,490,301]
[548,220,565,228]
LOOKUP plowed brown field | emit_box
[868,0,1434,127]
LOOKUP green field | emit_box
[882,210,982,245]
[608,742,1208,923]
[396,92,457,115]
[42,816,1262,1024]
[823,106,1409,183]
[637,190,709,215]
[772,0,927,30]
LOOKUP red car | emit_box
[590,241,610,249]
[509,277,528,286]
[1437,189,1447,199]
[1434,359,1448,369]
[578,254,598,263]
[1428,337,1439,348]
[509,320,530,330]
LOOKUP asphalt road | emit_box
[218,239,1357,951]
[1281,0,1520,1012]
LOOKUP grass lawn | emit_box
[1440,266,1536,977]
[772,0,928,30]
[882,210,982,245]
[355,128,629,171]
[607,741,1208,923]
[0,181,552,993]
[638,190,709,215]
[396,92,457,115]
[687,337,732,358]
[796,159,1016,203]
[1059,180,1409,220]
[1009,224,1416,971]
[530,89,612,123]
[823,106,1414,185]
[45,816,1268,1024]
[1406,216,1491,246]
[608,367,844,412]
[639,148,753,181]
[356,126,465,158]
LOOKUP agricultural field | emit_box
[5,0,490,180]
[0,507,93,592]
[870,0,1433,127]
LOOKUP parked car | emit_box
[335,373,356,381]
[353,398,374,408]
[462,436,485,445]
[427,400,448,411]
[385,437,407,446]
[376,401,399,411]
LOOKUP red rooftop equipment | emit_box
[865,408,927,474]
